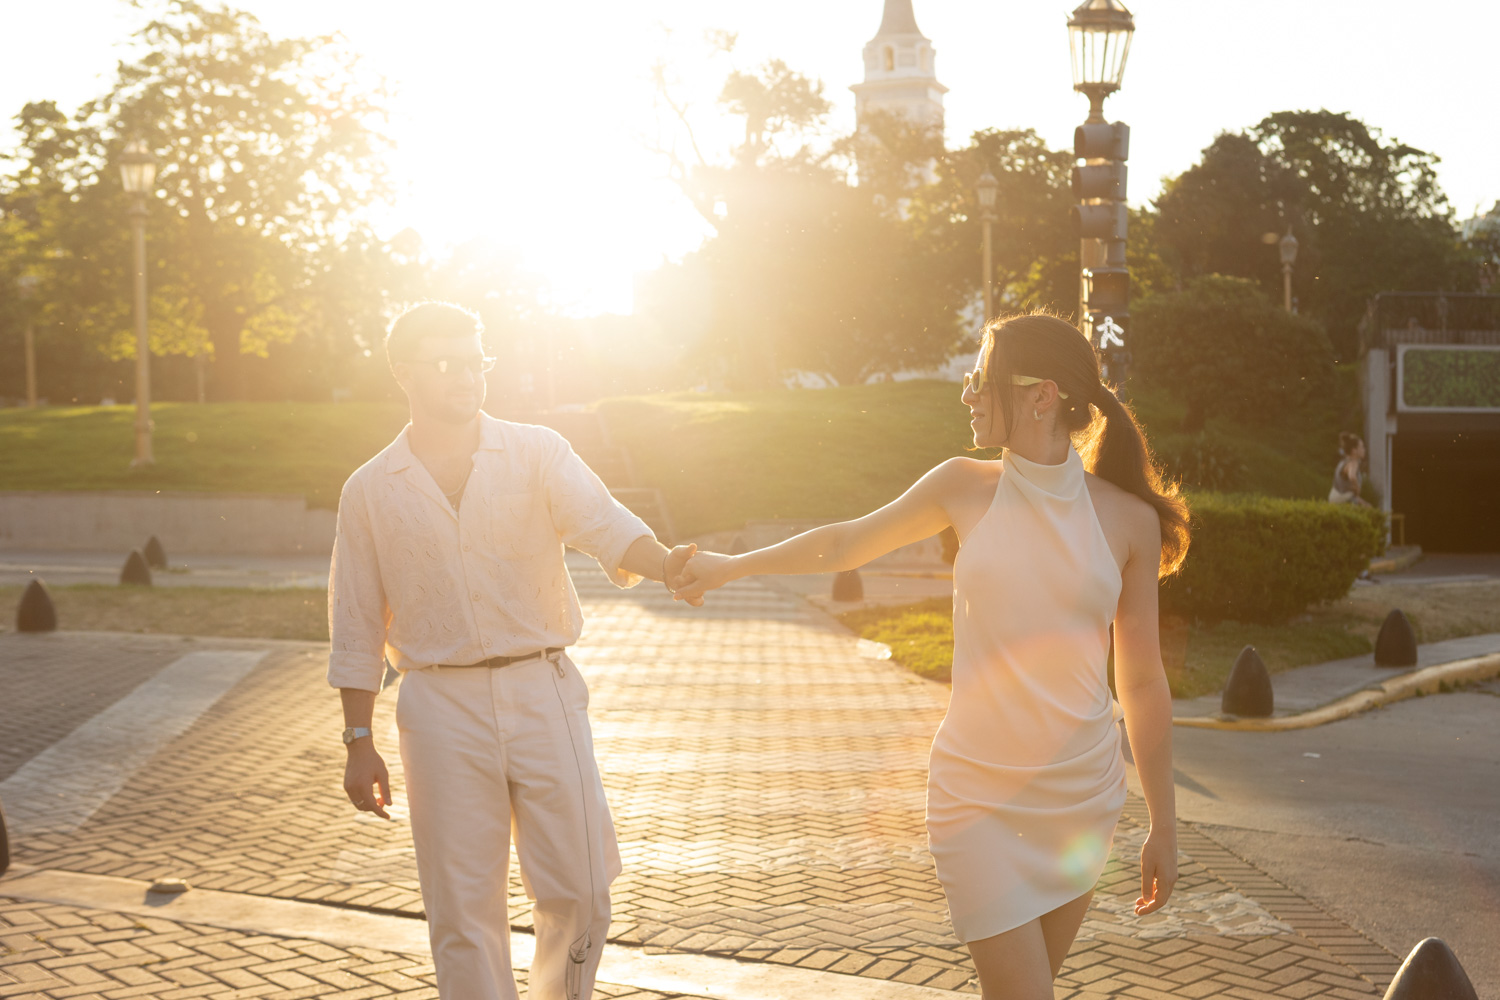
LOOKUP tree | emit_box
[1,0,393,401]
[1132,275,1335,432]
[647,52,959,387]
[1155,111,1478,358]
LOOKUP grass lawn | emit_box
[838,580,1500,699]
[0,585,328,641]
[0,403,407,508]
[599,372,1361,537]
[0,368,1356,531]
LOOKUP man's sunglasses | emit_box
[406,356,497,376]
[962,369,1069,399]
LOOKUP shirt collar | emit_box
[382,414,506,476]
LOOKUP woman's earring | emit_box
[1033,408,1042,421]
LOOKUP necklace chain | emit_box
[442,464,474,506]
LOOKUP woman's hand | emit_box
[1135,826,1178,915]
[673,550,735,601]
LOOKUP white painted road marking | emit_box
[0,650,268,836]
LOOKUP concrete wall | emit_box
[0,491,336,555]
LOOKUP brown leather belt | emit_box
[440,647,565,669]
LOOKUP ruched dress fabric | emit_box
[927,446,1127,942]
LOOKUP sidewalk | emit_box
[1,555,1407,997]
[1173,632,1500,720]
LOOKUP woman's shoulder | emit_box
[1084,472,1157,529]
[932,455,1002,485]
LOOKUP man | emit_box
[329,301,697,1000]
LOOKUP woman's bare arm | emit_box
[1112,501,1178,915]
[676,459,976,596]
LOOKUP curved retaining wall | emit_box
[0,491,336,555]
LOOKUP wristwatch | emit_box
[341,727,372,745]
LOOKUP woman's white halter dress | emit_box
[927,446,1127,942]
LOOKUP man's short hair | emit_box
[385,302,484,366]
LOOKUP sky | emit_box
[3,0,1497,316]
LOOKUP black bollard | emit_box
[1221,645,1274,717]
[143,535,168,569]
[0,796,9,877]
[17,579,58,632]
[1382,937,1477,1000]
[1375,609,1419,668]
[120,549,154,586]
[832,569,864,602]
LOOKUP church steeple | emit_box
[851,0,947,132]
[875,0,922,36]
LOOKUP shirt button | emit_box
[483,638,492,648]
[463,544,471,552]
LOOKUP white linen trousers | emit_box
[396,652,621,1000]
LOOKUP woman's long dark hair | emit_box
[981,313,1190,577]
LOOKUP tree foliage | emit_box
[0,0,394,401]
[1155,110,1478,358]
[1132,275,1335,432]
[647,53,959,387]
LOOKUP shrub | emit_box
[1162,493,1386,624]
[1133,275,1336,432]
[1154,432,1249,491]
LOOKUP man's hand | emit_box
[673,550,734,602]
[344,742,393,819]
[664,543,705,607]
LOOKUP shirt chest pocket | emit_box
[487,490,556,559]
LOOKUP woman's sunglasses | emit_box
[962,369,1069,399]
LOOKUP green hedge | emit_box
[1162,494,1386,624]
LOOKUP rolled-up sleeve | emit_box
[327,478,391,692]
[540,431,653,588]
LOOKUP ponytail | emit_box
[985,313,1192,577]
[1078,383,1190,578]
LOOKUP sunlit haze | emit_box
[4,0,1496,316]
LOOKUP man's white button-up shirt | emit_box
[327,414,653,692]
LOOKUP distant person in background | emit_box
[1330,433,1371,506]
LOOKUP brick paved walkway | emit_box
[1,558,1403,997]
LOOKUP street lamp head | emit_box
[975,166,999,211]
[1067,0,1135,104]
[1279,227,1299,266]
[119,138,158,195]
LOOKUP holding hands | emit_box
[664,548,735,603]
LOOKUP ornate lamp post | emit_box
[119,139,158,467]
[16,275,39,407]
[1279,227,1299,312]
[1067,0,1135,124]
[1068,0,1136,382]
[975,166,999,321]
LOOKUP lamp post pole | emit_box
[1067,0,1136,383]
[16,275,38,408]
[976,166,999,321]
[119,139,158,467]
[1279,227,1299,312]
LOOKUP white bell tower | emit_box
[851,0,947,132]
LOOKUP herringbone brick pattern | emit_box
[0,898,684,999]
[4,563,1401,996]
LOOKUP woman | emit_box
[1330,433,1371,506]
[673,314,1187,998]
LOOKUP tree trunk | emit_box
[208,320,245,402]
